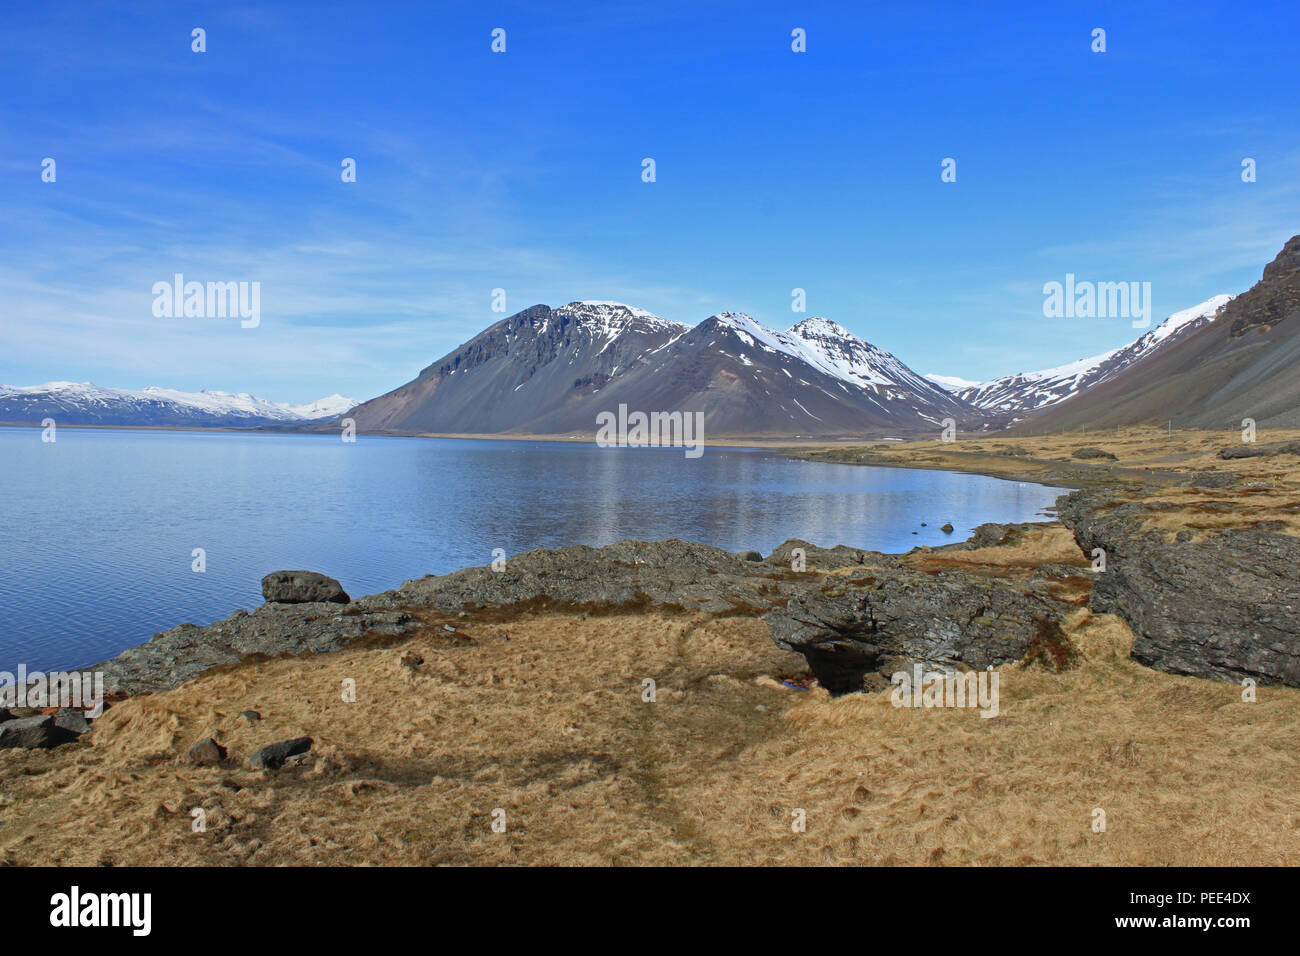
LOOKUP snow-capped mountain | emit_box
[280,394,357,419]
[0,382,357,428]
[938,294,1233,419]
[346,301,692,433]
[347,302,970,436]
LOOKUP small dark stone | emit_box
[187,737,227,766]
[261,570,350,605]
[0,715,58,749]
[941,523,954,534]
[248,736,313,770]
[739,551,763,562]
[240,710,262,724]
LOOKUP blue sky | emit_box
[2,0,1297,402]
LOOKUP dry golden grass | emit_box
[798,425,1300,494]
[3,596,1297,866]
[902,523,1093,571]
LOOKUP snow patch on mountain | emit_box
[285,394,357,419]
[560,301,689,334]
[706,312,948,400]
[925,374,983,391]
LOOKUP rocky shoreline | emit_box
[82,475,1300,695]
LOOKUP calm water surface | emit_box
[0,427,1071,670]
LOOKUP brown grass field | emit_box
[2,427,1298,866]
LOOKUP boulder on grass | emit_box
[187,737,227,766]
[1072,446,1117,461]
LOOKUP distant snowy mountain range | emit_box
[925,294,1234,422]
[0,382,356,428]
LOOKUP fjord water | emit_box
[1,427,1071,671]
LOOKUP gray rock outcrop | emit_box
[1058,490,1300,686]
[92,604,418,695]
[764,569,1074,694]
[382,538,850,615]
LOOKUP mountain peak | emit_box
[710,311,758,327]
[554,300,689,334]
[789,316,852,338]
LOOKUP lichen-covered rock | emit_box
[1058,490,1300,686]
[385,538,822,614]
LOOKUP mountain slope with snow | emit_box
[0,382,357,428]
[1030,236,1300,430]
[945,294,1233,419]
[348,303,972,436]
[566,310,970,435]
